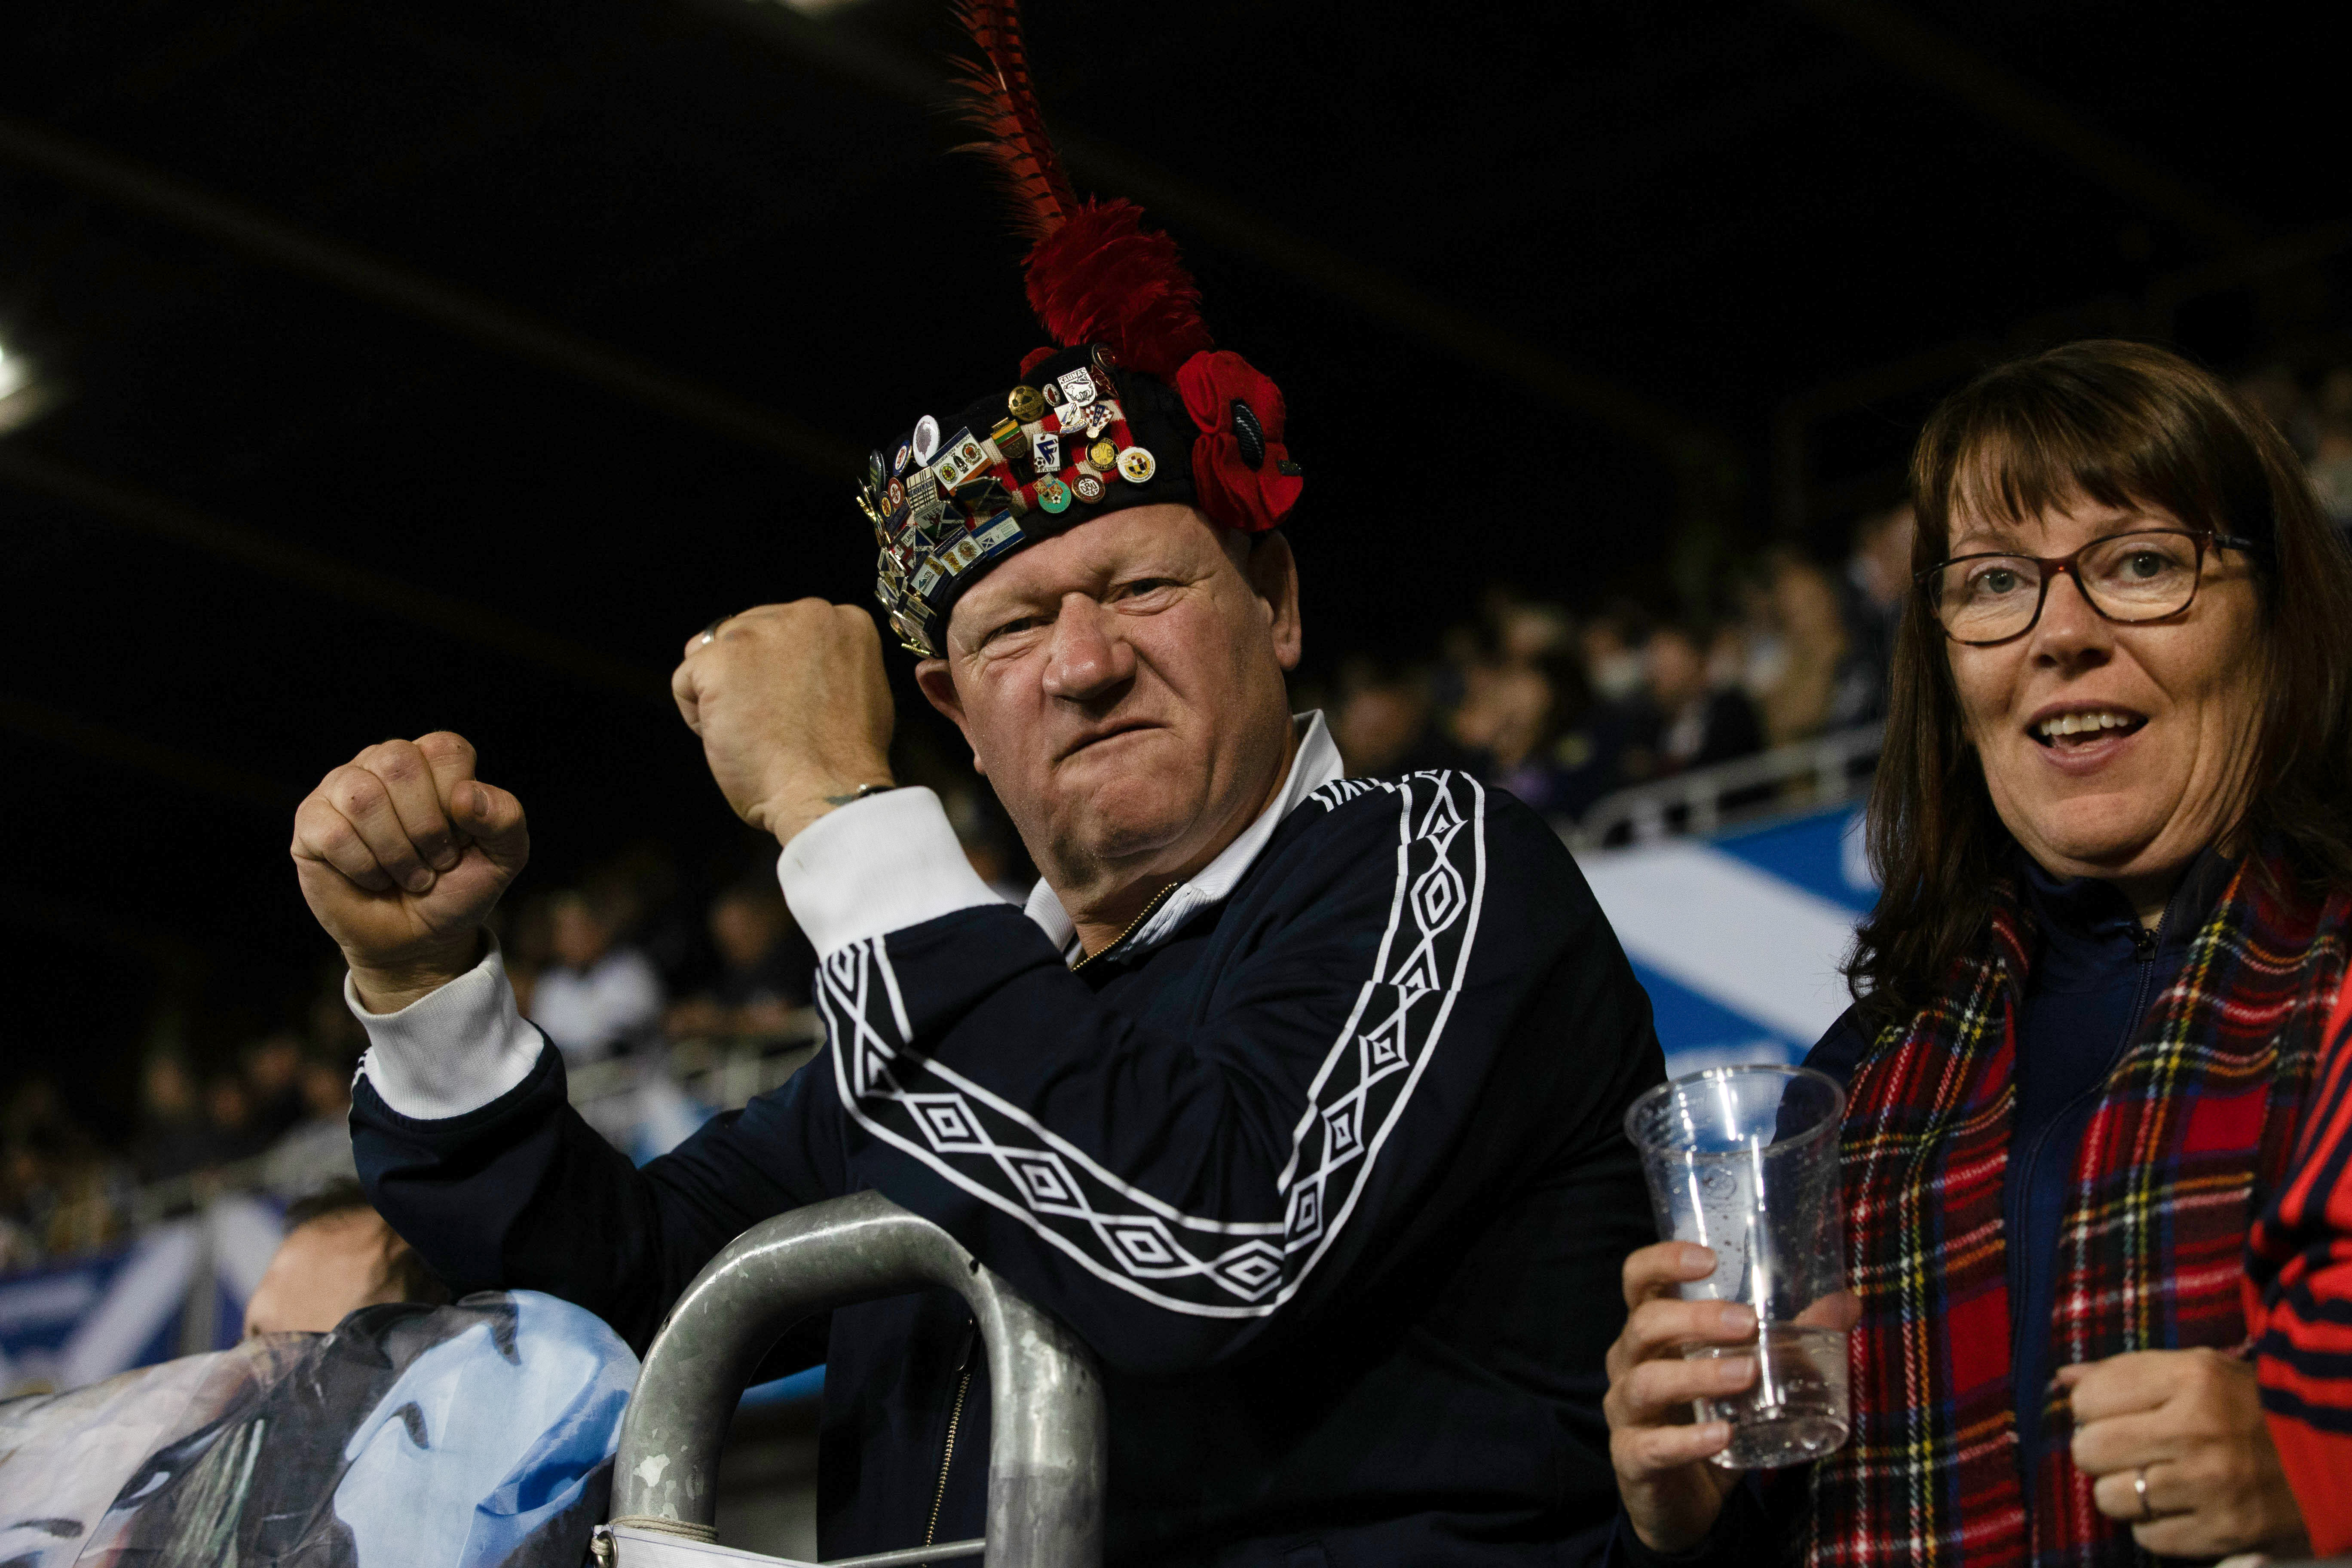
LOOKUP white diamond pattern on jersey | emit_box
[817,772,1490,1317]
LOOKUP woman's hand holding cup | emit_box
[1606,1242,1864,1553]
[1604,1241,1760,1553]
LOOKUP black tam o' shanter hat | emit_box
[858,0,1305,656]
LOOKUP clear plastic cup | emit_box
[1623,1065,1851,1469]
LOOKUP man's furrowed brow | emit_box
[951,579,1056,649]
[964,576,1058,625]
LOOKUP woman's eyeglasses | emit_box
[1917,528,2257,646]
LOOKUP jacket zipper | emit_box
[2008,905,2170,1378]
[924,1332,978,1553]
[1070,881,1182,974]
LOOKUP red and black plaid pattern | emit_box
[1807,852,2349,1568]
[2244,973,2352,1553]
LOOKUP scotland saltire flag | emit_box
[1575,805,1874,1077]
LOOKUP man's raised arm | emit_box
[316,603,923,1347]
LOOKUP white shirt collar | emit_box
[1023,710,1344,962]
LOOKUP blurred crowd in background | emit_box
[0,857,842,1274]
[1313,501,1913,819]
[9,356,2352,1279]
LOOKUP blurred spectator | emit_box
[603,841,698,992]
[1757,551,1871,745]
[1335,672,1423,775]
[1840,502,1915,723]
[1494,598,1572,666]
[241,1031,307,1147]
[1455,646,1628,818]
[1573,603,1666,799]
[530,889,665,1065]
[500,891,557,1020]
[263,1042,361,1200]
[1578,601,1651,705]
[2,1081,126,1262]
[1645,622,1764,775]
[1727,569,1786,705]
[1332,657,1475,778]
[1454,656,1550,781]
[243,1179,448,1337]
[137,1050,223,1182]
[665,879,816,1041]
[205,1070,273,1164]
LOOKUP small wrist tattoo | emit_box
[823,782,898,807]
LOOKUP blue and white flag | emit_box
[1576,805,1876,1078]
[0,1195,282,1397]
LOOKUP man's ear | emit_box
[1246,531,1303,672]
[914,658,988,776]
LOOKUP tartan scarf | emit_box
[1804,848,2349,1568]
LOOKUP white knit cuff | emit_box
[348,937,544,1121]
[777,787,1007,956]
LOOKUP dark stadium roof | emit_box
[3,0,2344,1110]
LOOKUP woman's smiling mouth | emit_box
[2025,704,2149,761]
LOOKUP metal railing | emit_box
[594,1191,1105,1568]
[566,1016,826,1113]
[567,1021,825,1152]
[1568,723,1883,848]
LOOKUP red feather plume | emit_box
[949,0,1213,377]
[948,0,1078,247]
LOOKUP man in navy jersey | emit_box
[291,15,1663,1562]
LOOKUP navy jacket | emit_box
[355,772,1665,1567]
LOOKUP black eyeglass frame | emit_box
[1914,527,2261,647]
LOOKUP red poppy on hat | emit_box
[1176,351,1302,534]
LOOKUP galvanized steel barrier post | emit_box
[598,1190,1105,1568]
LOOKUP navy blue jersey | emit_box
[354,771,1663,1566]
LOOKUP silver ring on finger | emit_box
[2134,1466,2156,1523]
[698,613,733,648]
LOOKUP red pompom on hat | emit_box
[1023,200,1213,379]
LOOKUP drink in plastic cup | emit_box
[1623,1064,1850,1469]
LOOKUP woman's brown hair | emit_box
[1846,339,2352,1028]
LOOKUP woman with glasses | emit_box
[1603,340,2352,1567]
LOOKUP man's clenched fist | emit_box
[672,600,895,845]
[291,732,529,1013]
